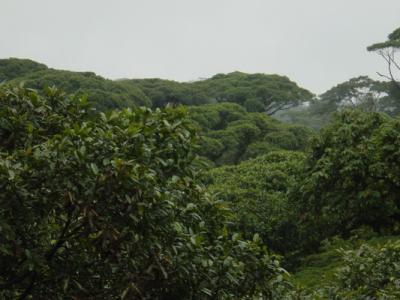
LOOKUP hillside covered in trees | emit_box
[0,25,400,299]
[0,58,313,113]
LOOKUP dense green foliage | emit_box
[284,27,400,298]
[128,72,313,114]
[2,25,400,299]
[326,239,400,299]
[290,228,400,299]
[201,96,400,296]
[189,103,312,165]
[0,86,289,299]
[205,151,305,254]
[0,59,151,110]
[292,110,400,251]
[199,72,313,115]
[0,59,313,115]
[0,58,47,82]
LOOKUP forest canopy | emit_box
[0,58,313,115]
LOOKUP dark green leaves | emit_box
[293,110,400,248]
[0,86,287,299]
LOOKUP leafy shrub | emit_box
[293,110,400,248]
[206,151,306,253]
[311,240,400,299]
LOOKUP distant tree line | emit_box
[0,59,313,114]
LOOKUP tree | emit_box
[127,72,314,114]
[0,85,289,299]
[293,110,400,249]
[196,72,314,115]
[311,76,394,116]
[368,27,400,91]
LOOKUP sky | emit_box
[0,0,399,94]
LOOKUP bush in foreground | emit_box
[0,86,288,299]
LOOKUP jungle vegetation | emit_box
[0,26,399,299]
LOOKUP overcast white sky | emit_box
[0,0,399,94]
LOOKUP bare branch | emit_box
[377,50,400,91]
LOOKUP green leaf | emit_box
[90,163,99,175]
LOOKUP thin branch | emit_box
[377,72,393,81]
[45,207,74,262]
[388,49,400,71]
[377,50,400,91]
[266,102,296,115]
